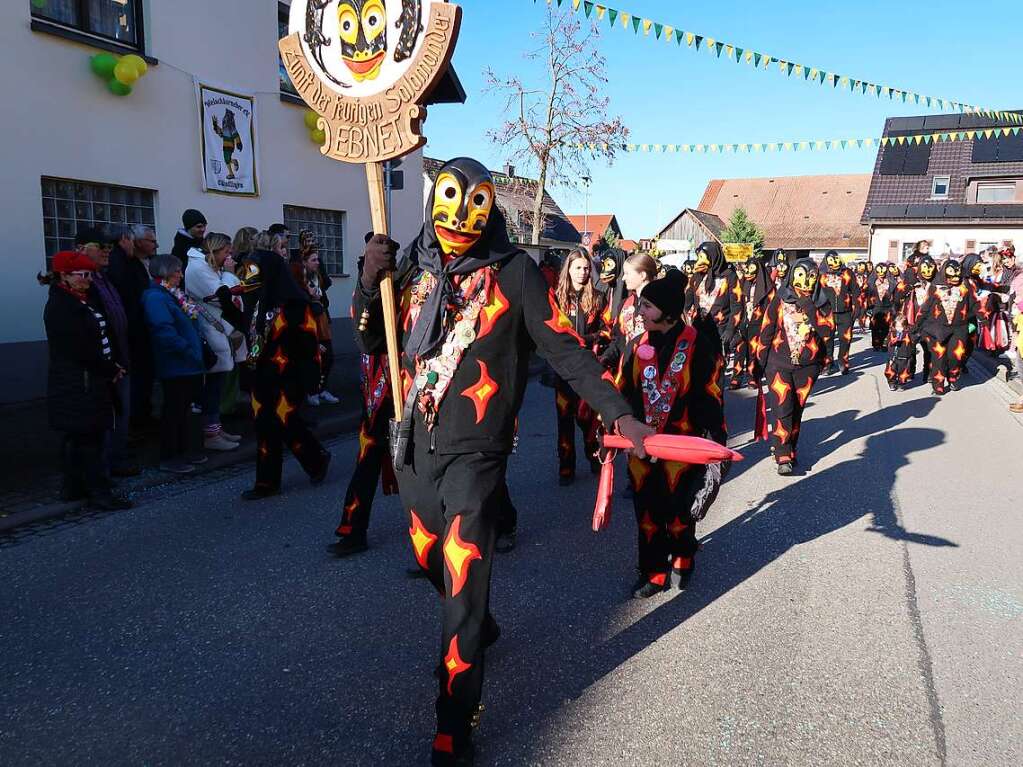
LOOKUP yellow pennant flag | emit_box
[686,32,695,47]
[572,0,581,11]
[596,5,606,20]
[745,50,754,64]
[642,19,652,36]
[725,44,734,59]
[664,26,674,42]
[620,12,630,29]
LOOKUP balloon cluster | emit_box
[89,53,149,97]
[304,111,326,145]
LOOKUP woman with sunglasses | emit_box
[43,252,132,510]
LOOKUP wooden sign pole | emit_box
[365,160,404,421]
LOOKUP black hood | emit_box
[820,251,844,275]
[696,241,727,291]
[960,254,982,281]
[405,158,522,360]
[779,257,829,309]
[743,259,774,308]
[255,251,310,333]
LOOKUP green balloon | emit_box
[90,53,118,80]
[303,111,319,131]
[108,79,133,97]
[31,0,47,8]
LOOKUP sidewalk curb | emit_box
[0,407,361,535]
[968,350,1023,398]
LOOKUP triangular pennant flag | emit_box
[642,19,652,36]
[855,139,863,148]
[839,76,849,89]
[685,31,695,47]
[714,41,724,57]
[1001,127,1012,137]
[983,129,994,139]
[818,71,828,84]
[794,64,804,78]
[873,84,882,97]
[694,35,703,50]
[583,1,593,18]
[595,5,606,20]
[571,0,581,11]
[653,22,663,39]
[664,26,674,42]
[777,59,787,73]
[619,12,629,30]
[839,139,848,150]
[735,47,744,62]
[863,138,874,148]
[631,16,641,33]
[754,52,762,67]
[607,7,617,25]
[681,144,691,153]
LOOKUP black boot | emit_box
[674,567,695,591]
[631,576,669,599]
[241,486,280,501]
[326,533,368,558]
[495,527,517,554]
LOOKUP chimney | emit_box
[504,163,515,177]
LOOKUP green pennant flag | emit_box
[818,71,828,84]
[753,52,762,67]
[607,8,617,26]
[785,61,794,76]
[803,65,812,80]
[734,47,744,62]
[694,35,703,50]
[873,84,882,97]
[926,96,932,108]
[714,41,724,57]
[631,16,641,33]
[583,1,593,17]
[654,22,663,39]
[676,30,685,46]
[856,139,863,148]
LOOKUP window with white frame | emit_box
[41,177,156,267]
[278,2,298,96]
[283,205,346,276]
[976,181,1016,204]
[31,0,145,51]
[931,176,951,199]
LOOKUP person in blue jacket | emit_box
[142,254,206,474]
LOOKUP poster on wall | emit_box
[194,80,259,196]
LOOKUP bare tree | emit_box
[485,6,628,246]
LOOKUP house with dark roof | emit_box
[656,175,871,264]
[861,111,1023,263]
[422,158,580,258]
[564,214,625,253]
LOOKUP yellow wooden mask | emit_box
[431,158,495,257]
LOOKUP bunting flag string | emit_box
[573,125,1023,155]
[539,0,1022,125]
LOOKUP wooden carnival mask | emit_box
[825,252,842,271]
[742,259,759,281]
[919,258,936,281]
[337,0,388,82]
[944,262,963,286]
[791,262,818,293]
[431,157,495,257]
[693,247,712,273]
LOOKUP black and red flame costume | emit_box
[685,241,742,355]
[617,281,727,593]
[853,262,870,329]
[887,256,937,388]
[868,264,897,351]
[554,288,606,480]
[911,259,982,395]
[332,353,398,542]
[756,258,834,472]
[247,256,331,497]
[353,158,633,765]
[730,258,775,388]
[771,248,793,291]
[819,251,858,373]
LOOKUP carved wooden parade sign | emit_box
[280,0,462,420]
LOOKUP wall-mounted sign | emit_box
[281,0,461,164]
[723,243,755,263]
[195,81,260,196]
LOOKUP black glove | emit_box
[360,233,399,291]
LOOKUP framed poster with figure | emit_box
[195,81,260,197]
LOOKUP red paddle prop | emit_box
[592,434,742,532]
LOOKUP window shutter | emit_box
[965,239,977,252]
[887,240,899,260]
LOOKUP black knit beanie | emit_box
[640,268,687,320]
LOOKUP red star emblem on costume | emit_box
[271,348,288,375]
[795,377,814,406]
[275,393,295,425]
[952,340,966,361]
[460,360,499,425]
[271,311,288,340]
[544,292,584,342]
[444,635,472,695]
[770,372,791,404]
[664,461,689,492]
[639,511,658,543]
[443,516,481,597]
[628,455,653,492]
[476,282,510,340]
[409,510,438,570]
[668,516,688,539]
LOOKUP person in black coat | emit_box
[43,252,132,510]
[172,209,207,275]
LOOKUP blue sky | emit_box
[423,0,1022,239]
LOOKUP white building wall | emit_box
[868,226,1021,263]
[0,0,425,347]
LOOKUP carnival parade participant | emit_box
[853,262,871,330]
[819,250,858,375]
[685,241,742,356]
[328,352,398,558]
[868,262,896,351]
[600,252,657,371]
[771,248,792,290]
[913,259,982,395]
[730,257,774,389]
[756,258,834,475]
[616,269,728,598]
[241,253,331,500]
[553,248,606,484]
[891,255,938,387]
[353,157,651,766]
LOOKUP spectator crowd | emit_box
[41,209,340,510]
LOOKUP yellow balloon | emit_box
[121,54,148,78]
[114,58,140,86]
[303,111,319,131]
[310,129,326,145]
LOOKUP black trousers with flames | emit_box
[629,454,701,586]
[827,311,854,370]
[764,363,821,463]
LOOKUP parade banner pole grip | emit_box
[365,160,404,422]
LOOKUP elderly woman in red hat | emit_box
[43,252,132,510]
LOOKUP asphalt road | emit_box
[2,334,1021,766]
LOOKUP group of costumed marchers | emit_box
[352,157,659,766]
